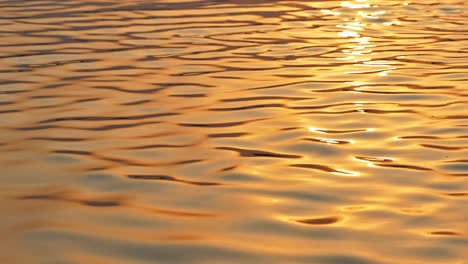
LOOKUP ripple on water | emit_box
[294,216,343,226]
[0,0,467,263]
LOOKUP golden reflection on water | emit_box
[0,0,467,263]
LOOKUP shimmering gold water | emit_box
[0,0,467,263]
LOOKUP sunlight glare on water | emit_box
[0,0,467,263]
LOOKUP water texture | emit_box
[0,0,467,263]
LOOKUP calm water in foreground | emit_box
[0,0,467,263]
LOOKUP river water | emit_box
[0,0,467,263]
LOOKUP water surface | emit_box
[0,0,467,263]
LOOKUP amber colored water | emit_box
[0,0,467,263]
